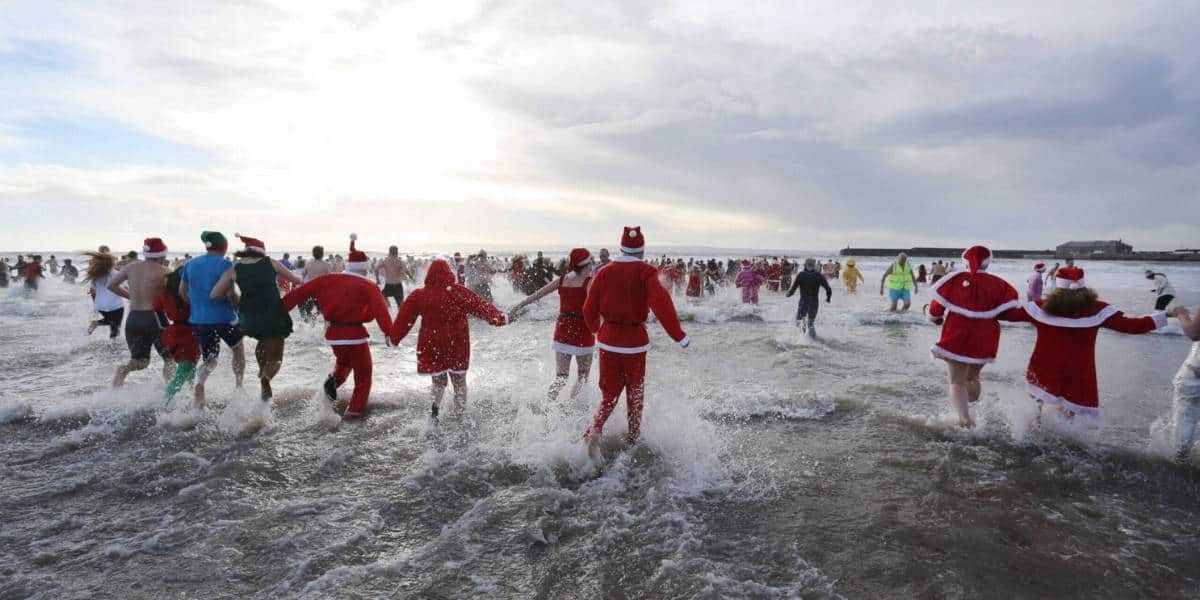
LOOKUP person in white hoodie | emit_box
[1145,269,1176,311]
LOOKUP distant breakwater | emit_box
[840,247,1200,262]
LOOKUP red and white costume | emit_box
[281,235,392,416]
[927,246,1021,364]
[553,248,595,356]
[388,259,508,375]
[582,227,688,443]
[1005,267,1168,416]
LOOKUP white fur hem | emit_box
[1023,302,1119,328]
[930,345,995,365]
[1027,383,1100,417]
[553,341,595,356]
[326,338,369,346]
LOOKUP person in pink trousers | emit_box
[735,259,766,305]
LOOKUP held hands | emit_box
[1170,305,1190,318]
[680,337,691,350]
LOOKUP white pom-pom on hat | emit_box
[566,271,578,279]
[350,233,358,241]
[446,286,452,292]
[628,230,638,238]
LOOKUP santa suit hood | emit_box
[389,259,508,375]
[927,269,1021,363]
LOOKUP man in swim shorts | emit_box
[879,252,918,312]
[376,245,410,307]
[180,231,245,406]
[109,238,175,387]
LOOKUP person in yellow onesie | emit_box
[842,259,865,292]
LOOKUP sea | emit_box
[1,254,1197,599]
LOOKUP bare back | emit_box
[379,256,407,284]
[304,259,332,282]
[121,260,170,310]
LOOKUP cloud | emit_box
[1,0,1198,252]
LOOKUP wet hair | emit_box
[1043,287,1099,316]
[312,245,325,259]
[83,251,116,283]
[165,268,186,308]
[234,248,266,259]
[389,245,399,256]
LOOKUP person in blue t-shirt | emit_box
[179,231,246,407]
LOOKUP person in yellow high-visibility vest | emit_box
[879,252,918,312]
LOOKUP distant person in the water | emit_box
[841,259,865,292]
[930,261,947,283]
[1045,262,1060,292]
[512,248,596,405]
[686,263,704,299]
[390,258,509,419]
[85,250,124,338]
[109,238,175,388]
[582,226,688,455]
[181,231,245,408]
[47,255,59,275]
[210,234,302,403]
[1026,263,1046,301]
[61,259,78,284]
[880,253,918,312]
[735,259,765,305]
[0,258,8,287]
[22,255,44,290]
[1005,266,1169,418]
[766,258,782,293]
[157,267,200,405]
[299,245,331,322]
[375,245,411,307]
[926,246,1021,428]
[916,263,927,283]
[1145,269,1175,311]
[787,257,832,336]
[1168,305,1200,462]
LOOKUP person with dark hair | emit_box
[23,255,44,290]
[512,248,596,404]
[60,259,78,284]
[376,245,410,307]
[210,234,302,403]
[787,258,833,337]
[109,238,175,387]
[181,231,245,407]
[1145,269,1176,311]
[299,245,331,321]
[156,268,200,404]
[1006,266,1171,418]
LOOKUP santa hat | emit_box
[200,231,227,252]
[142,237,167,259]
[620,226,645,254]
[961,245,991,273]
[1056,266,1087,289]
[346,233,369,271]
[741,259,751,268]
[235,233,265,254]
[565,248,592,279]
[1034,262,1046,272]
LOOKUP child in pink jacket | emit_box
[735,260,766,304]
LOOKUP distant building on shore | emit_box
[1055,240,1133,257]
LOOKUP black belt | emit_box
[606,320,644,327]
[559,312,583,320]
[327,321,365,327]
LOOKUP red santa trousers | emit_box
[589,349,648,442]
[331,343,373,415]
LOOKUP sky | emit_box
[1,1,1198,254]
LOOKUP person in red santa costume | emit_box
[1005,265,1170,418]
[926,245,1021,428]
[388,258,510,419]
[510,248,597,405]
[582,226,689,455]
[280,234,392,418]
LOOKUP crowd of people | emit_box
[4,234,1199,462]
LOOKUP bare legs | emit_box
[547,352,594,403]
[112,359,149,388]
[430,372,469,418]
[254,338,285,401]
[946,360,984,428]
[194,341,245,409]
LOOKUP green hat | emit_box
[201,231,227,250]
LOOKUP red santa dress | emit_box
[281,269,393,416]
[554,277,595,356]
[927,269,1020,364]
[582,228,688,444]
[388,259,508,375]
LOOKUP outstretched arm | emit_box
[1102,310,1168,334]
[786,274,801,297]
[272,259,303,285]
[210,267,236,299]
[281,276,325,311]
[645,269,688,346]
[107,268,130,299]
[820,276,832,301]
[879,266,893,295]
[388,293,421,345]
[1171,306,1200,340]
[457,287,508,326]
[368,287,393,336]
[512,278,562,315]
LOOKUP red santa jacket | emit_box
[583,255,688,353]
[927,270,1020,364]
[154,291,200,363]
[281,273,392,345]
[1006,299,1167,416]
[388,259,508,375]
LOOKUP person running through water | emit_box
[879,252,918,312]
[841,259,865,292]
[1026,263,1046,301]
[1145,269,1176,311]
[85,250,125,338]
[735,259,765,305]
[299,245,332,322]
[390,258,510,419]
[210,234,302,402]
[181,231,246,408]
[157,268,201,405]
[926,246,1021,428]
[511,248,596,405]
[61,259,78,284]
[47,255,59,275]
[1168,305,1200,462]
[787,258,832,336]
[109,238,176,387]
[0,258,8,288]
[582,226,689,455]
[23,255,44,291]
[282,235,393,418]
[375,245,410,307]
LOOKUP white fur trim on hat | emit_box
[1055,277,1087,289]
[620,245,644,254]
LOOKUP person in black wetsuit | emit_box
[786,257,832,337]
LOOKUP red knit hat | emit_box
[961,245,991,273]
[620,226,644,254]
[235,233,265,254]
[142,237,167,259]
[1056,266,1087,289]
[347,233,369,271]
